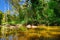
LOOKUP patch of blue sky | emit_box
[0,0,25,12]
[0,0,12,12]
[19,0,26,5]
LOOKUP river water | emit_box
[0,35,18,40]
[0,26,60,40]
[0,35,59,40]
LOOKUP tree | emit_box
[5,0,60,26]
[48,0,60,25]
[0,11,3,25]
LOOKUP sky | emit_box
[0,0,12,12]
[0,0,50,12]
[0,0,25,12]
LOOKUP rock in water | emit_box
[32,25,37,28]
[26,25,31,28]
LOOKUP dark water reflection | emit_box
[8,35,13,40]
[0,35,59,40]
[0,38,6,40]
[0,33,60,40]
[0,35,18,40]
[0,35,12,40]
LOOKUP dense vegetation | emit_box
[0,0,60,26]
[0,1,60,40]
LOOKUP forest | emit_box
[0,0,60,26]
[0,0,60,40]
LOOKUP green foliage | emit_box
[7,14,12,23]
[1,0,60,26]
[48,1,57,9]
[0,11,3,25]
[19,26,27,31]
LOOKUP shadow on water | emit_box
[28,36,60,40]
[0,34,60,40]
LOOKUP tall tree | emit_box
[0,11,3,25]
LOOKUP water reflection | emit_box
[0,35,18,40]
[0,38,6,40]
[0,34,59,40]
[0,26,60,40]
[8,35,13,40]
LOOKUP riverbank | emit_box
[0,25,60,40]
